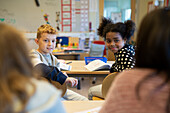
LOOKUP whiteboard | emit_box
[0,0,61,32]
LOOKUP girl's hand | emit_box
[65,77,78,87]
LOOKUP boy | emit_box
[30,24,88,101]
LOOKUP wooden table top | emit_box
[63,101,104,113]
[53,52,82,55]
[62,60,114,75]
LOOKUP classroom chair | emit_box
[92,72,118,100]
[89,40,106,84]
[93,40,106,56]
[102,72,118,98]
[89,40,106,57]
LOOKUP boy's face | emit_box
[106,32,126,53]
[35,33,56,54]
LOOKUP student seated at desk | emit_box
[88,17,136,100]
[99,7,170,113]
[30,24,88,101]
[0,23,66,113]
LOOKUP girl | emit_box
[98,17,136,73]
[0,23,66,113]
[88,17,136,100]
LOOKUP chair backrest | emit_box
[93,40,106,56]
[89,42,105,57]
[102,72,118,99]
[39,77,67,97]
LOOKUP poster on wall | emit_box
[148,1,155,13]
[111,12,121,23]
[61,0,72,32]
[72,0,89,32]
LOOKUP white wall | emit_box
[0,0,61,32]
[136,0,153,29]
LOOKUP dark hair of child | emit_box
[135,7,170,113]
[97,17,135,43]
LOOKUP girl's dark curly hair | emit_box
[98,17,136,43]
[97,17,113,38]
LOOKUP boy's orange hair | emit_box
[37,24,57,39]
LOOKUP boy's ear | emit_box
[35,38,39,44]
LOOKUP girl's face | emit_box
[106,32,126,53]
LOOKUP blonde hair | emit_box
[0,23,35,112]
[37,24,57,39]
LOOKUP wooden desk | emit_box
[53,52,89,60]
[62,60,114,89]
[63,101,104,113]
[62,60,112,77]
[53,52,81,60]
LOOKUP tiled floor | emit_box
[68,77,105,98]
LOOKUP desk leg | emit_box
[77,77,81,90]
[77,55,80,60]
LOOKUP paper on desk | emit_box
[60,62,72,71]
[74,106,101,113]
[84,60,112,71]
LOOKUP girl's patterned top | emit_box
[110,44,135,73]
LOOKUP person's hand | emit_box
[65,77,78,87]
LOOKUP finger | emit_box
[70,79,74,87]
[74,80,77,87]
[72,80,76,87]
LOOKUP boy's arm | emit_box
[30,49,44,66]
[33,63,67,85]
[30,50,67,85]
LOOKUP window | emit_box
[104,0,131,22]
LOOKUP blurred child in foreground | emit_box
[0,23,66,113]
[99,7,170,113]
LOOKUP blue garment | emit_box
[26,79,66,113]
[33,63,67,85]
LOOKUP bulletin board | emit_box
[61,0,89,32]
[0,0,61,32]
[72,0,89,32]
